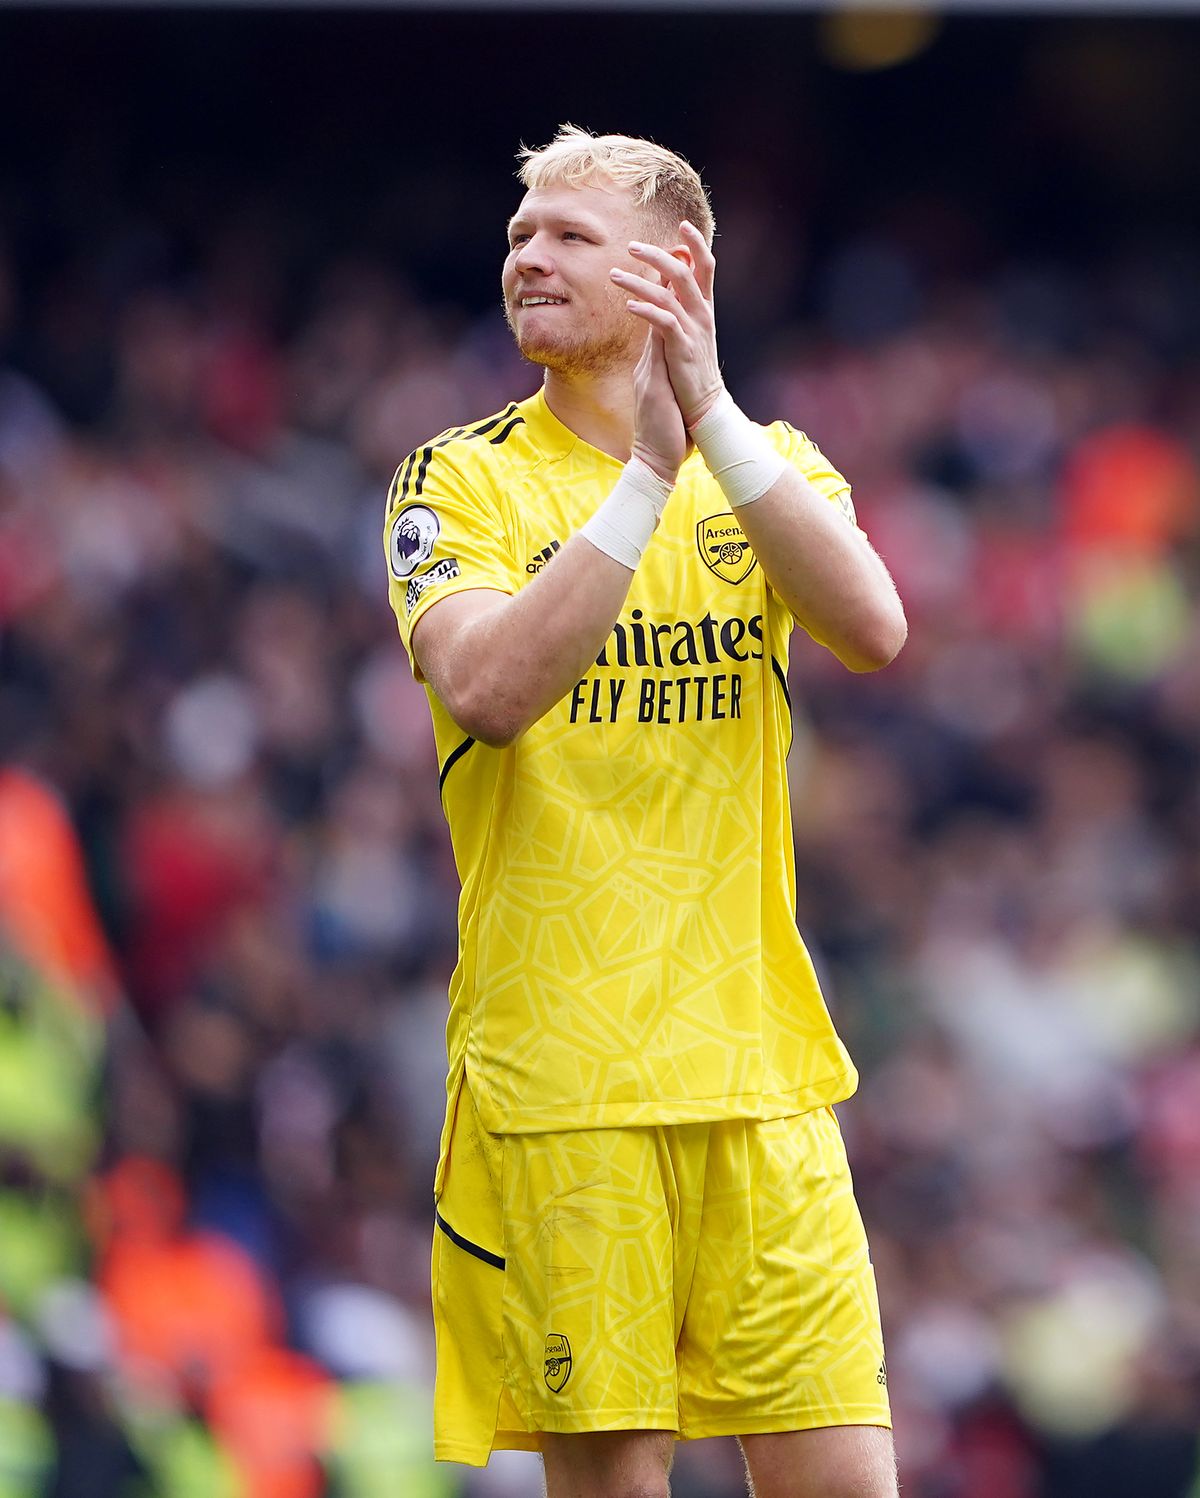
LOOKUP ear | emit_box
[645,243,694,288]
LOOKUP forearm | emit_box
[688,393,905,672]
[430,536,636,746]
[735,470,907,671]
[416,455,674,746]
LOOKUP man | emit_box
[384,126,906,1498]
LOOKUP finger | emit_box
[679,221,717,302]
[636,327,669,389]
[610,267,682,313]
[648,327,672,374]
[624,300,682,337]
[628,241,707,316]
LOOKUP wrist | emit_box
[630,443,680,487]
[689,392,787,509]
[579,456,674,570]
[685,385,727,430]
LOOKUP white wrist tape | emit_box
[579,456,674,571]
[690,391,787,508]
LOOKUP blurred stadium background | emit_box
[2,3,1200,1494]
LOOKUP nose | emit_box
[513,231,554,276]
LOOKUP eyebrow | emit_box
[506,214,606,239]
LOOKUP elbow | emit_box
[841,605,908,674]
[472,717,522,750]
[442,682,524,749]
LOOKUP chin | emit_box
[503,309,567,369]
[514,336,589,376]
[515,332,565,368]
[514,327,637,378]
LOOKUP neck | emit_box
[541,365,636,463]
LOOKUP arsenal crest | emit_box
[544,1332,572,1393]
[697,514,757,585]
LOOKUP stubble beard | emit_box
[503,289,641,380]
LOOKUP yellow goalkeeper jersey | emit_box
[384,388,860,1142]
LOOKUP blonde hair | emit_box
[517,124,715,247]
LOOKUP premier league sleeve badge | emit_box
[389,505,441,579]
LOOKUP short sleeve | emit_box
[767,422,859,531]
[383,445,517,677]
[761,422,866,641]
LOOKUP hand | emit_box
[630,328,688,483]
[612,221,725,429]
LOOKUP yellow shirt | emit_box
[385,389,860,1139]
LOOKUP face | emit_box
[502,179,650,378]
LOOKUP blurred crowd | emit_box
[1,179,1200,1498]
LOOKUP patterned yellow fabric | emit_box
[431,1079,890,1464]
[384,389,860,1147]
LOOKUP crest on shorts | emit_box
[388,504,440,580]
[544,1333,572,1393]
[697,514,757,585]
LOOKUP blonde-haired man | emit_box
[385,126,906,1498]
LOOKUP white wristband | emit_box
[690,391,787,508]
[579,456,674,571]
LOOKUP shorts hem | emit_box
[436,1411,681,1463]
[435,1433,540,1465]
[528,1411,679,1434]
[477,1078,858,1133]
[678,1405,892,1440]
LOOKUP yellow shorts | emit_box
[431,1078,889,1465]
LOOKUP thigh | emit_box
[677,1106,890,1438]
[542,1429,674,1498]
[740,1426,897,1498]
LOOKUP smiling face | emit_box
[502,178,652,378]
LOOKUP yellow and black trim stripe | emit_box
[387,404,524,514]
[770,656,792,712]
[435,1209,505,1271]
[771,656,794,753]
[438,735,476,798]
[487,411,524,447]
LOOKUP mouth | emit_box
[516,294,568,309]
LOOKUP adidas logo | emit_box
[526,539,562,574]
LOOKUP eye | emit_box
[509,233,530,247]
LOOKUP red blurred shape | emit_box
[0,767,119,1012]
[1061,423,1199,557]
[96,1158,280,1396]
[207,1346,334,1498]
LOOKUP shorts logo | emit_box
[544,1333,572,1393]
[877,1358,888,1386]
[406,557,461,613]
[697,514,757,585]
[389,504,440,579]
